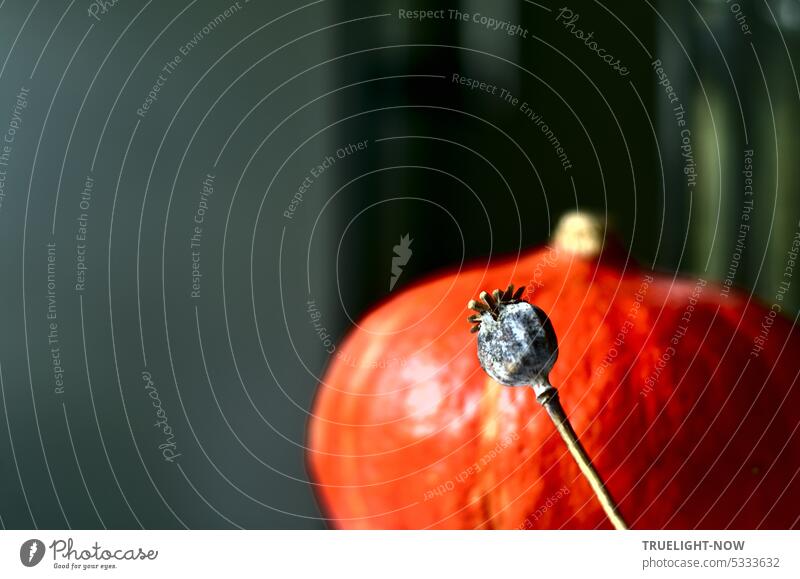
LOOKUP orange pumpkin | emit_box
[307,213,800,529]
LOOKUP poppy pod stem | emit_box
[469,285,628,530]
[532,378,628,530]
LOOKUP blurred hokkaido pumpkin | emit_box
[307,213,800,529]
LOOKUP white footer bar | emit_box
[1,530,798,578]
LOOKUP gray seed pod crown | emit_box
[468,285,558,386]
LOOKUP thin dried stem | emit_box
[533,380,628,530]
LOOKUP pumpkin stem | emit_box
[553,211,605,257]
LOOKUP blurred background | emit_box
[0,0,797,528]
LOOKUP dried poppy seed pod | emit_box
[468,285,558,394]
[476,301,558,387]
[468,286,628,530]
